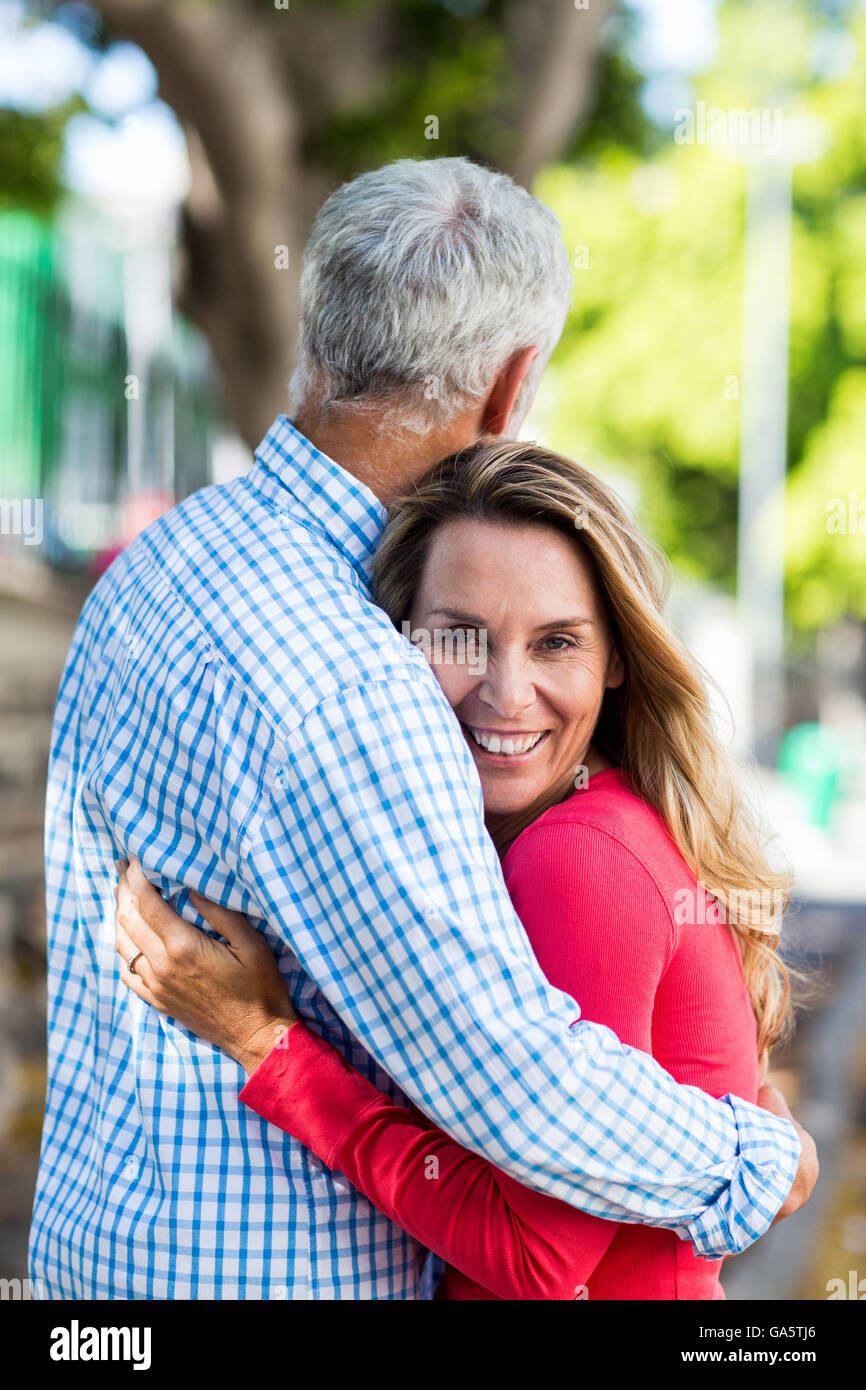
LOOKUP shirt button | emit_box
[123,1158,139,1178]
[273,767,289,789]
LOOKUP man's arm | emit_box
[234,668,804,1258]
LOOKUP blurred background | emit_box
[0,0,864,1300]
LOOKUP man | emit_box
[30,157,815,1300]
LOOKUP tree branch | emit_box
[86,0,307,442]
[501,0,617,187]
[90,0,298,201]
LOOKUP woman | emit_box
[115,438,794,1300]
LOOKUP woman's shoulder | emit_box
[508,767,678,861]
[503,767,696,904]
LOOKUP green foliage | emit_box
[787,368,866,626]
[304,0,656,179]
[299,0,514,174]
[567,7,666,164]
[0,102,79,213]
[537,0,866,631]
[311,25,510,174]
[536,148,746,590]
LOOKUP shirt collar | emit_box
[253,415,388,586]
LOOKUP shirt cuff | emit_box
[680,1094,802,1258]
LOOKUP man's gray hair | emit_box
[289,157,573,431]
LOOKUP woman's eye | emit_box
[540,635,578,652]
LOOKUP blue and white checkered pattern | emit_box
[29,416,801,1300]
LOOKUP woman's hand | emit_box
[114,860,299,1075]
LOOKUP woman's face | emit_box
[409,518,624,819]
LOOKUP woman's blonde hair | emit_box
[373,438,795,1071]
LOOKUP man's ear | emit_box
[480,346,539,436]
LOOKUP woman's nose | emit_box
[476,656,536,718]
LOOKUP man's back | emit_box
[30,435,433,1299]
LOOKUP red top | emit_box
[239,767,759,1300]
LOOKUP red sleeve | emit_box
[239,819,677,1301]
[240,1022,617,1300]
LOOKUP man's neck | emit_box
[292,406,484,505]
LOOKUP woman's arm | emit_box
[240,1019,618,1300]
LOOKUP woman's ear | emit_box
[605,648,625,690]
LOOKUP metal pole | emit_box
[737,152,792,762]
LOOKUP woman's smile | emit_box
[463,724,551,760]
